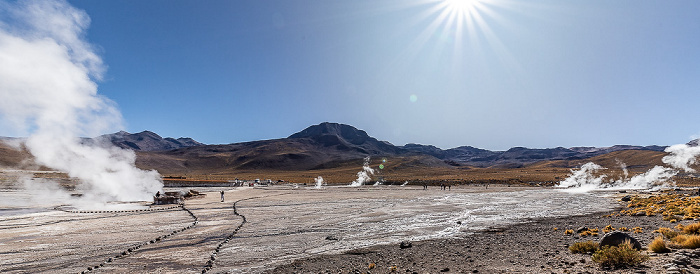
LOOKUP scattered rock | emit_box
[672,254,691,265]
[576,227,588,233]
[599,231,642,250]
[400,241,412,249]
[325,235,339,241]
[621,195,631,202]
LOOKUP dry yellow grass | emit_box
[621,194,700,222]
[673,234,700,249]
[592,240,649,269]
[569,241,599,254]
[683,222,700,235]
[648,236,671,253]
[654,227,679,240]
[603,225,615,234]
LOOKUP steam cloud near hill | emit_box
[0,0,162,203]
[558,144,700,192]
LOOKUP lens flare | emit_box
[443,0,482,16]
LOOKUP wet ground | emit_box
[0,185,618,273]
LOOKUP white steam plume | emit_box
[615,158,629,180]
[556,162,608,192]
[349,157,375,187]
[662,144,700,172]
[0,0,162,202]
[557,161,676,192]
[314,176,324,189]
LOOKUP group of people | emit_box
[421,182,451,190]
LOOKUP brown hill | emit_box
[0,139,31,168]
[529,150,667,172]
[136,123,448,174]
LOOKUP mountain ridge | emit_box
[0,122,684,172]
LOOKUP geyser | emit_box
[555,143,700,192]
[0,0,162,203]
[314,176,325,189]
[349,157,375,187]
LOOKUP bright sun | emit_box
[443,0,481,14]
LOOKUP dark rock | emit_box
[621,195,632,202]
[576,227,588,233]
[325,235,339,241]
[440,267,450,272]
[400,241,412,249]
[599,231,642,250]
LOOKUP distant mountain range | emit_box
[106,123,669,169]
[100,131,202,151]
[0,122,680,172]
[401,143,667,168]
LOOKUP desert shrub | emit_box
[603,225,615,233]
[633,227,643,234]
[664,215,682,223]
[671,234,689,248]
[565,229,574,235]
[683,222,700,235]
[580,230,592,237]
[675,223,686,231]
[676,235,700,249]
[368,263,376,269]
[390,265,397,272]
[592,241,649,269]
[553,227,558,231]
[649,236,671,253]
[569,241,599,254]
[655,227,679,240]
[619,227,629,232]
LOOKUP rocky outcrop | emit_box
[599,231,642,250]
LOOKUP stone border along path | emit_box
[201,196,254,274]
[202,192,290,274]
[53,203,199,274]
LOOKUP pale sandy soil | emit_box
[0,185,683,274]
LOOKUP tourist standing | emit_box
[220,190,225,202]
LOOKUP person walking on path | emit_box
[220,190,225,202]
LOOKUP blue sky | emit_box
[60,0,700,150]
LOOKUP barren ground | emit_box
[0,185,690,274]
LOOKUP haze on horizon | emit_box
[3,0,700,151]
